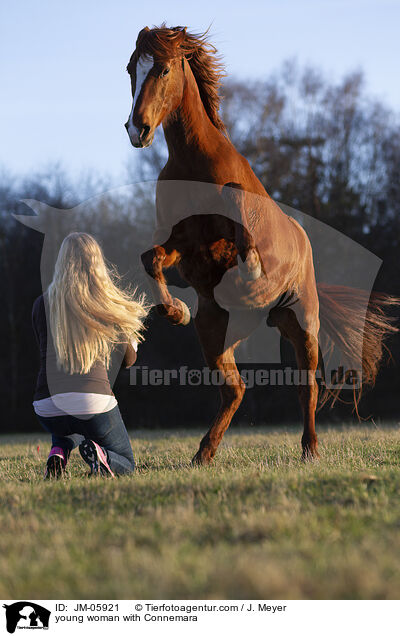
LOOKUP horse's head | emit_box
[125,26,188,148]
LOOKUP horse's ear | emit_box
[136,26,150,46]
[172,25,187,48]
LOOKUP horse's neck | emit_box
[163,65,220,161]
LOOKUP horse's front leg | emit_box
[222,183,262,281]
[141,245,190,326]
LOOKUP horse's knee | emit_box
[221,374,245,406]
[237,247,261,281]
[141,247,166,277]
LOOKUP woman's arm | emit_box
[121,339,138,368]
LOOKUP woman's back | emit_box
[32,293,113,401]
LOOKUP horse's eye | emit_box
[161,67,170,78]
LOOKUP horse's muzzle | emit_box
[125,122,153,148]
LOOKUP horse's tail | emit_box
[316,283,399,410]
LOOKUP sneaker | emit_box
[44,446,67,480]
[79,439,115,478]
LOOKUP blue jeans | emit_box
[36,405,135,475]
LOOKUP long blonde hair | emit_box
[47,232,149,374]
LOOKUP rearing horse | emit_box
[125,25,397,464]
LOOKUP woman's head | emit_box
[48,232,149,374]
[53,232,110,289]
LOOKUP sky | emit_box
[1,0,400,183]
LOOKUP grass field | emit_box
[1,423,400,600]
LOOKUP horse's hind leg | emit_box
[192,299,245,465]
[268,305,320,459]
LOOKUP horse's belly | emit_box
[178,243,296,308]
[213,265,292,310]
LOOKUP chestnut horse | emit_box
[125,25,397,464]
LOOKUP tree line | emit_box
[1,61,399,432]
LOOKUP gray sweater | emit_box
[32,294,136,400]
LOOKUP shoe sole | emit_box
[44,455,65,480]
[79,440,115,478]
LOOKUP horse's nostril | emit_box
[140,125,151,140]
[124,121,129,131]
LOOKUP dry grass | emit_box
[0,423,400,599]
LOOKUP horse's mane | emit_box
[128,25,226,133]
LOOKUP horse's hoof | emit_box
[191,448,213,466]
[168,299,191,326]
[177,299,191,326]
[238,249,261,281]
[301,447,320,462]
[158,299,191,326]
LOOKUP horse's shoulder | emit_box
[233,149,270,197]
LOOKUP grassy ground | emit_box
[0,423,400,600]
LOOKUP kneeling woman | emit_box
[32,232,148,478]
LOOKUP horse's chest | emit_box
[178,238,238,293]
